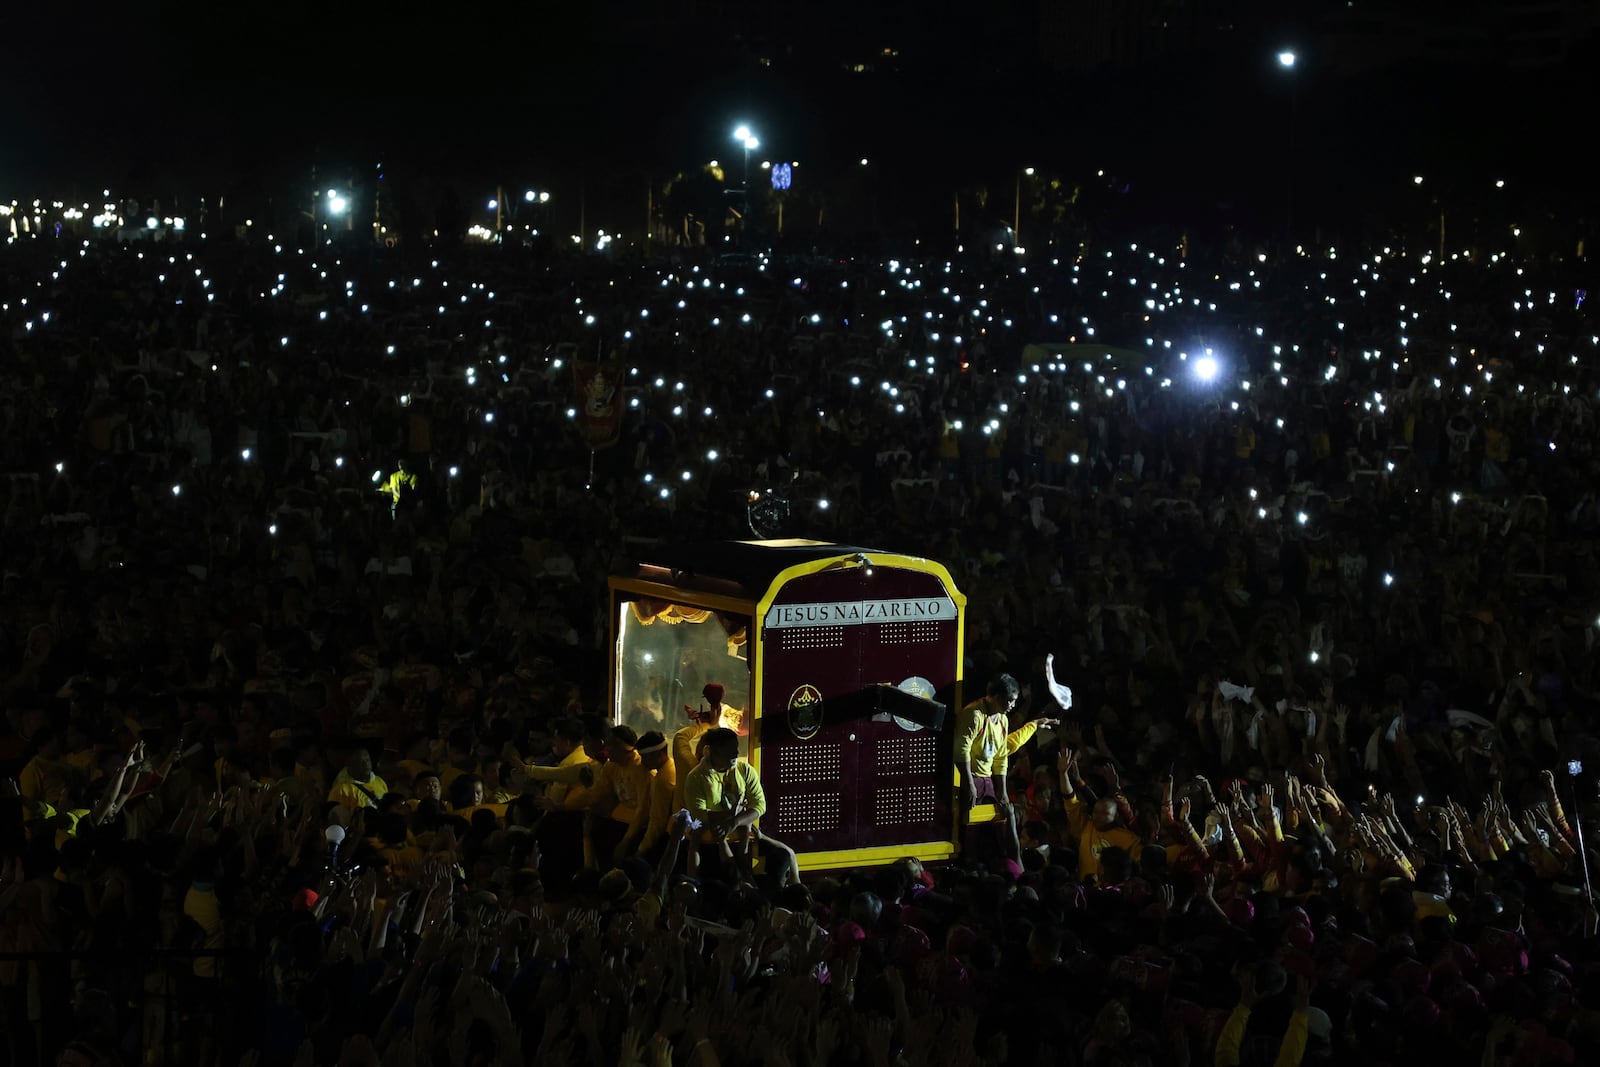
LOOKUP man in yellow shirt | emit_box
[956,674,1022,862]
[568,726,650,867]
[377,458,418,519]
[684,728,797,886]
[1060,752,1141,882]
[523,718,595,806]
[327,748,389,810]
[618,731,676,863]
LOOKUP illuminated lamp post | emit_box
[733,124,759,244]
[1278,49,1298,248]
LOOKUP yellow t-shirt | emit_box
[684,760,766,842]
[327,770,389,809]
[956,703,1010,779]
[1064,795,1142,880]
[527,746,595,806]
[19,756,75,809]
[183,884,224,978]
[566,751,646,825]
[634,760,679,854]
[671,722,713,810]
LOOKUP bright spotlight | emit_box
[1193,355,1220,382]
[1277,51,1297,68]
[328,196,348,215]
[734,124,751,142]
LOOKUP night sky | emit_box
[4,2,1598,225]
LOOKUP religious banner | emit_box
[573,358,624,449]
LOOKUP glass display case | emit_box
[613,598,752,750]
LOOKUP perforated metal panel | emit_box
[874,786,906,825]
[781,626,845,651]
[872,734,943,775]
[773,791,842,835]
[878,619,946,646]
[873,784,939,826]
[776,743,842,785]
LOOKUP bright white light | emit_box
[1296,511,1308,525]
[484,412,495,423]
[707,449,719,461]
[241,448,251,461]
[268,524,277,536]
[524,190,536,202]
[1278,50,1296,68]
[1193,355,1219,382]
[146,217,159,229]
[371,470,382,483]
[54,462,64,474]
[171,484,182,496]
[328,196,348,215]
[334,456,345,468]
[487,199,498,210]
[449,466,459,478]
[734,124,751,142]
[1383,573,1395,587]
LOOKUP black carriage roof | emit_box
[618,539,888,602]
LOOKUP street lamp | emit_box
[1015,166,1035,247]
[1277,48,1299,248]
[732,123,759,244]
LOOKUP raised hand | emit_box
[618,1027,645,1067]
[382,1035,416,1067]
[863,1016,893,1067]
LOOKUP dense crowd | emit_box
[2,214,1600,1067]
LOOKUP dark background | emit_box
[3,1,1596,240]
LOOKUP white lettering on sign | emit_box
[764,598,957,629]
